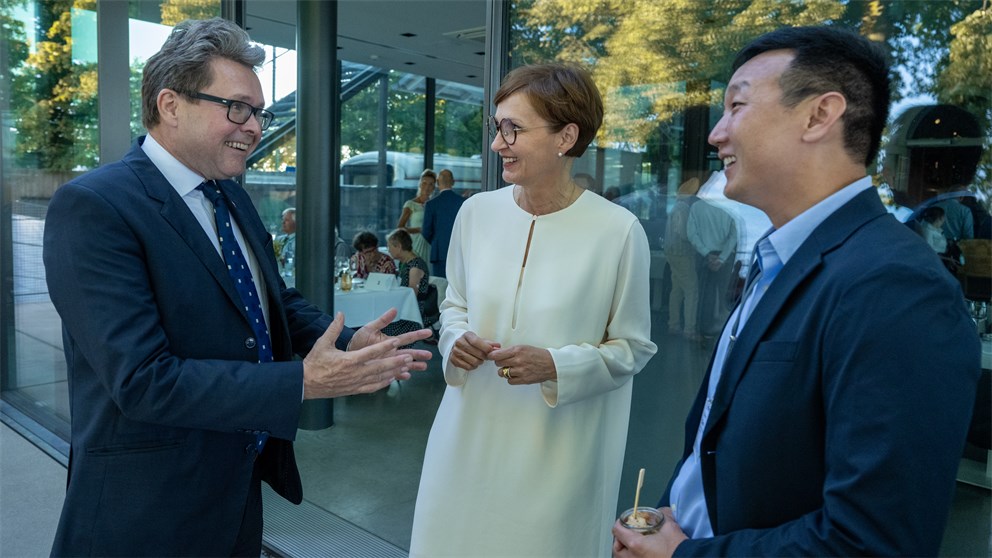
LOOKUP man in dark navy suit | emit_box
[43,18,431,556]
[613,26,979,557]
[422,168,465,278]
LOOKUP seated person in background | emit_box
[387,229,429,299]
[274,207,296,277]
[383,229,440,342]
[916,205,964,273]
[350,231,397,279]
[334,226,353,260]
[387,229,438,332]
[917,205,948,254]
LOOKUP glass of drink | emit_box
[620,506,664,534]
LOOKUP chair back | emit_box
[421,283,440,328]
[428,276,449,307]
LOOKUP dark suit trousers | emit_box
[432,260,446,279]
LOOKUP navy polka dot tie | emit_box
[198,182,274,365]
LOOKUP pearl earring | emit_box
[558,152,563,158]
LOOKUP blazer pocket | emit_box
[86,438,184,456]
[751,341,798,362]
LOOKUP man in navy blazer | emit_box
[421,168,465,278]
[613,27,980,557]
[43,19,430,557]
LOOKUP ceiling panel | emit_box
[246,0,487,86]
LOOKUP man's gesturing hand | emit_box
[303,312,417,399]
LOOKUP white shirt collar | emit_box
[141,133,207,196]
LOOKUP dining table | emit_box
[332,283,422,328]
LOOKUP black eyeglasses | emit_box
[188,92,275,131]
[488,116,557,145]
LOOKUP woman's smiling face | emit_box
[489,92,563,188]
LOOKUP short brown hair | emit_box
[352,231,380,251]
[388,229,413,252]
[493,63,603,157]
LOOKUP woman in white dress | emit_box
[410,63,657,558]
[397,168,436,268]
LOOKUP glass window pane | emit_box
[2,1,103,436]
[339,69,430,250]
[246,44,298,282]
[507,0,991,526]
[434,78,484,197]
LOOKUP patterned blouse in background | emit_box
[349,250,397,279]
[399,256,430,302]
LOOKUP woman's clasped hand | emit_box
[448,331,499,371]
[449,331,556,384]
[490,343,556,384]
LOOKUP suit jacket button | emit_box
[245,337,257,349]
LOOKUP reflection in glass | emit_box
[508,0,991,539]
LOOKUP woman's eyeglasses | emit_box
[189,92,275,131]
[488,116,557,145]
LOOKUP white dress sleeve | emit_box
[543,220,657,407]
[437,205,472,386]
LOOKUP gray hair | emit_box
[142,18,265,129]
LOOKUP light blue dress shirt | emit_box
[668,176,873,538]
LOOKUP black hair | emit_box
[733,26,891,167]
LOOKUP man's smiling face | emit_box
[172,57,264,181]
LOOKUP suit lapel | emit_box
[122,144,253,321]
[702,189,889,439]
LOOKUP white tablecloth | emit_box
[333,286,422,328]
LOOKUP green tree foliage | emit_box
[7,0,986,186]
[252,137,296,172]
[160,0,217,25]
[435,98,484,158]
[338,72,485,161]
[514,0,846,148]
[0,0,30,103]
[937,7,990,130]
[512,0,989,170]
[937,5,991,192]
[129,60,144,140]
[12,0,98,171]
[8,0,219,172]
[340,72,426,157]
